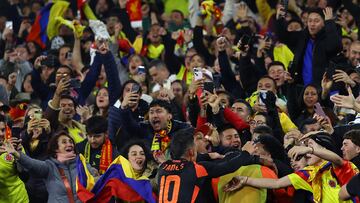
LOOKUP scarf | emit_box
[56,151,76,163]
[84,138,113,174]
[151,121,172,152]
[304,161,332,203]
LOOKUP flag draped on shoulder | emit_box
[76,155,156,203]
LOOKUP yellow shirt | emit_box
[218,165,268,203]
[0,153,29,203]
[288,161,358,203]
[67,121,86,144]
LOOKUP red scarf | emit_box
[99,138,113,174]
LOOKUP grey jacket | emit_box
[18,153,90,203]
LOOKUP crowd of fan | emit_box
[0,0,360,202]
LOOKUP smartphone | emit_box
[204,82,214,93]
[65,52,72,60]
[314,102,326,118]
[6,21,13,30]
[137,66,146,74]
[258,90,267,105]
[326,62,336,80]
[69,78,81,89]
[280,0,288,11]
[11,127,22,139]
[131,83,140,93]
[193,68,203,81]
[239,35,251,51]
[33,110,42,119]
[213,73,221,89]
[264,32,272,42]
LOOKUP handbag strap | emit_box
[57,167,76,203]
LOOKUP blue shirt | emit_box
[302,39,314,86]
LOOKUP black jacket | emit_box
[108,105,191,149]
[281,20,342,86]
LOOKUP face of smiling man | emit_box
[149,105,172,131]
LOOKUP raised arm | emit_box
[102,51,121,106]
[288,145,343,167]
[1,142,49,178]
[224,175,291,191]
[78,50,103,103]
[201,145,260,178]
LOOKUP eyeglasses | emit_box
[56,72,70,77]
[249,120,265,126]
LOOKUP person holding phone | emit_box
[19,104,51,203]
[108,80,149,149]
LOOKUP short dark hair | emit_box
[306,7,325,20]
[232,99,253,116]
[309,131,335,152]
[258,75,277,87]
[253,125,273,135]
[253,112,270,125]
[267,61,285,71]
[255,134,288,163]
[120,80,143,100]
[149,99,172,114]
[47,131,76,158]
[86,116,108,134]
[344,130,360,147]
[171,9,184,18]
[300,118,318,133]
[170,127,195,159]
[57,65,74,77]
[148,59,167,71]
[59,94,77,109]
[218,124,237,136]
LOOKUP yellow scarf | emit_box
[151,121,172,152]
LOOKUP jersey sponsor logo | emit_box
[328,180,336,188]
[4,153,14,162]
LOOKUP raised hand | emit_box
[330,86,356,109]
[216,37,228,52]
[34,55,47,69]
[183,29,193,43]
[333,69,356,87]
[313,114,334,134]
[288,145,312,161]
[121,92,139,109]
[323,7,333,21]
[55,78,70,96]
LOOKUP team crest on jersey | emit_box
[4,153,14,162]
[328,180,336,188]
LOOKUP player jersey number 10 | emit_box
[159,175,181,203]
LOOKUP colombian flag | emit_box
[76,155,156,203]
[26,0,69,49]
